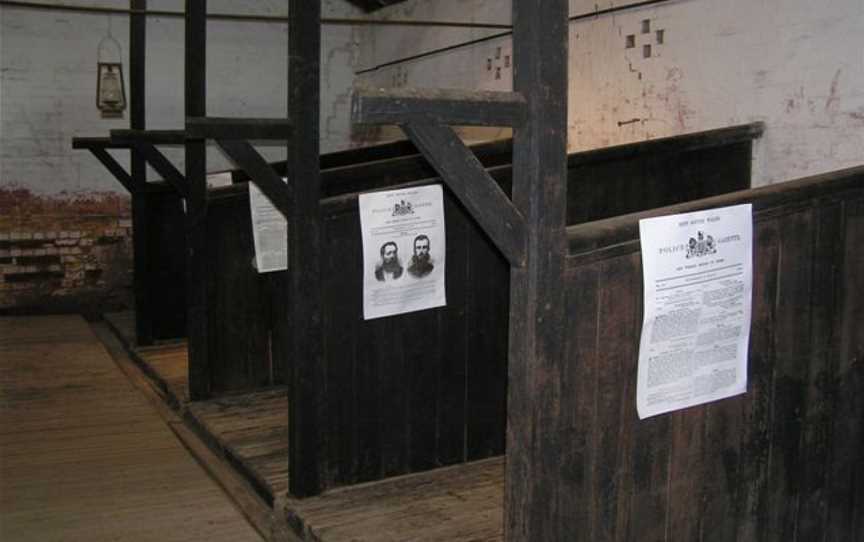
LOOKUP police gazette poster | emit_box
[636,204,753,419]
[359,184,446,320]
[249,177,288,273]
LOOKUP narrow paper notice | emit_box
[359,184,446,320]
[637,203,753,419]
[249,178,287,273]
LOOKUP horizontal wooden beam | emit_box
[88,147,138,194]
[401,121,526,267]
[186,117,294,140]
[111,129,187,145]
[134,143,188,198]
[72,137,130,150]
[215,139,290,219]
[568,122,766,166]
[353,87,526,127]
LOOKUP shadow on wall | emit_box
[0,187,134,318]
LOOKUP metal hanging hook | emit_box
[97,16,123,63]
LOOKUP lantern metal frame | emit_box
[96,61,127,115]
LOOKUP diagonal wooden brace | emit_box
[133,142,188,198]
[401,121,527,267]
[215,139,290,219]
[88,147,139,195]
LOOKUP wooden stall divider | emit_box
[184,0,208,400]
[286,0,326,498]
[549,167,864,540]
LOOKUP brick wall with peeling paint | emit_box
[0,1,365,313]
[0,189,132,314]
[355,0,864,186]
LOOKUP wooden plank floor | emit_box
[283,457,504,542]
[100,312,505,541]
[103,311,189,405]
[186,389,290,505]
[0,315,263,542]
[104,312,289,504]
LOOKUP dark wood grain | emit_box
[506,2,569,541]
[190,126,759,496]
[401,122,526,267]
[184,0,208,401]
[435,195,471,468]
[88,147,137,194]
[286,0,325,498]
[352,87,526,127]
[825,198,864,540]
[215,139,289,218]
[537,170,864,541]
[186,117,293,140]
[794,202,842,539]
[465,215,509,460]
[205,194,271,393]
[134,142,188,198]
[110,129,186,145]
[145,191,186,341]
[129,0,150,346]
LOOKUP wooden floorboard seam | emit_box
[92,322,298,542]
[97,315,506,542]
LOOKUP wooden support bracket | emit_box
[187,117,294,140]
[215,139,290,219]
[401,121,526,267]
[353,87,527,127]
[72,136,131,150]
[111,129,187,145]
[87,147,139,194]
[133,142,189,198]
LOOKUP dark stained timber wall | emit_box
[196,125,762,490]
[320,187,510,486]
[143,189,186,341]
[539,167,864,540]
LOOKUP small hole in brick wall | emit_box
[504,54,510,67]
[495,67,501,80]
[643,44,652,58]
[487,58,492,71]
[626,34,635,48]
[642,19,651,33]
[656,29,665,44]
[495,46,501,59]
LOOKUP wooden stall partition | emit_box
[196,125,759,398]
[318,186,510,488]
[202,187,286,393]
[140,187,186,341]
[523,166,864,540]
[566,123,762,224]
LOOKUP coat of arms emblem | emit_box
[686,231,717,258]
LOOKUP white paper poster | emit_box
[359,184,446,320]
[207,171,233,188]
[636,204,753,419]
[249,178,288,273]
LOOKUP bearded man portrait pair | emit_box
[374,234,434,282]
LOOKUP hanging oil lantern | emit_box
[96,25,126,117]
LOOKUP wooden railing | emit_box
[197,126,761,494]
[516,166,864,540]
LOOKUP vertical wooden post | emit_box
[129,0,152,346]
[506,1,569,540]
[287,0,325,497]
[185,0,209,400]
